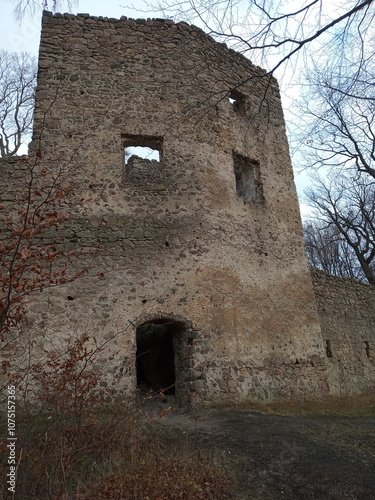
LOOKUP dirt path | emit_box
[156,405,375,500]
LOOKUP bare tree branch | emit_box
[0,51,36,158]
[305,173,375,284]
[143,0,375,73]
[11,1,78,20]
[296,59,375,179]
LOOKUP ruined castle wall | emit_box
[311,270,375,395]
[2,12,329,405]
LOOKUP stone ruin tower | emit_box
[25,11,328,405]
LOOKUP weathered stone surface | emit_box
[1,12,373,407]
[312,270,375,395]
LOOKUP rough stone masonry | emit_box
[1,11,373,406]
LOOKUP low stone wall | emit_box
[311,269,375,395]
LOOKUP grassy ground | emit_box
[0,407,233,500]
[2,394,375,499]
[240,393,375,417]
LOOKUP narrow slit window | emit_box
[365,341,371,358]
[233,152,262,203]
[228,89,246,115]
[123,134,163,184]
[325,340,333,358]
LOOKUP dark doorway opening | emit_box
[136,319,182,394]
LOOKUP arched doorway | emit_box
[136,318,186,397]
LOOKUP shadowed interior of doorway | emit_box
[136,319,185,396]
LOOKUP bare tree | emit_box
[11,0,78,20]
[304,220,367,281]
[145,0,375,73]
[144,0,375,157]
[0,50,36,158]
[305,173,375,285]
[295,56,375,180]
[0,154,92,338]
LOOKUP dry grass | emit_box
[77,448,231,500]
[4,391,374,499]
[243,393,375,417]
[0,409,233,500]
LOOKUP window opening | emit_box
[228,89,246,115]
[233,152,262,203]
[325,340,333,358]
[365,341,371,358]
[123,134,163,184]
[124,146,160,165]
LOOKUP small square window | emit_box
[233,153,262,203]
[123,134,163,184]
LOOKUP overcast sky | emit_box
[0,1,151,53]
[0,0,311,214]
